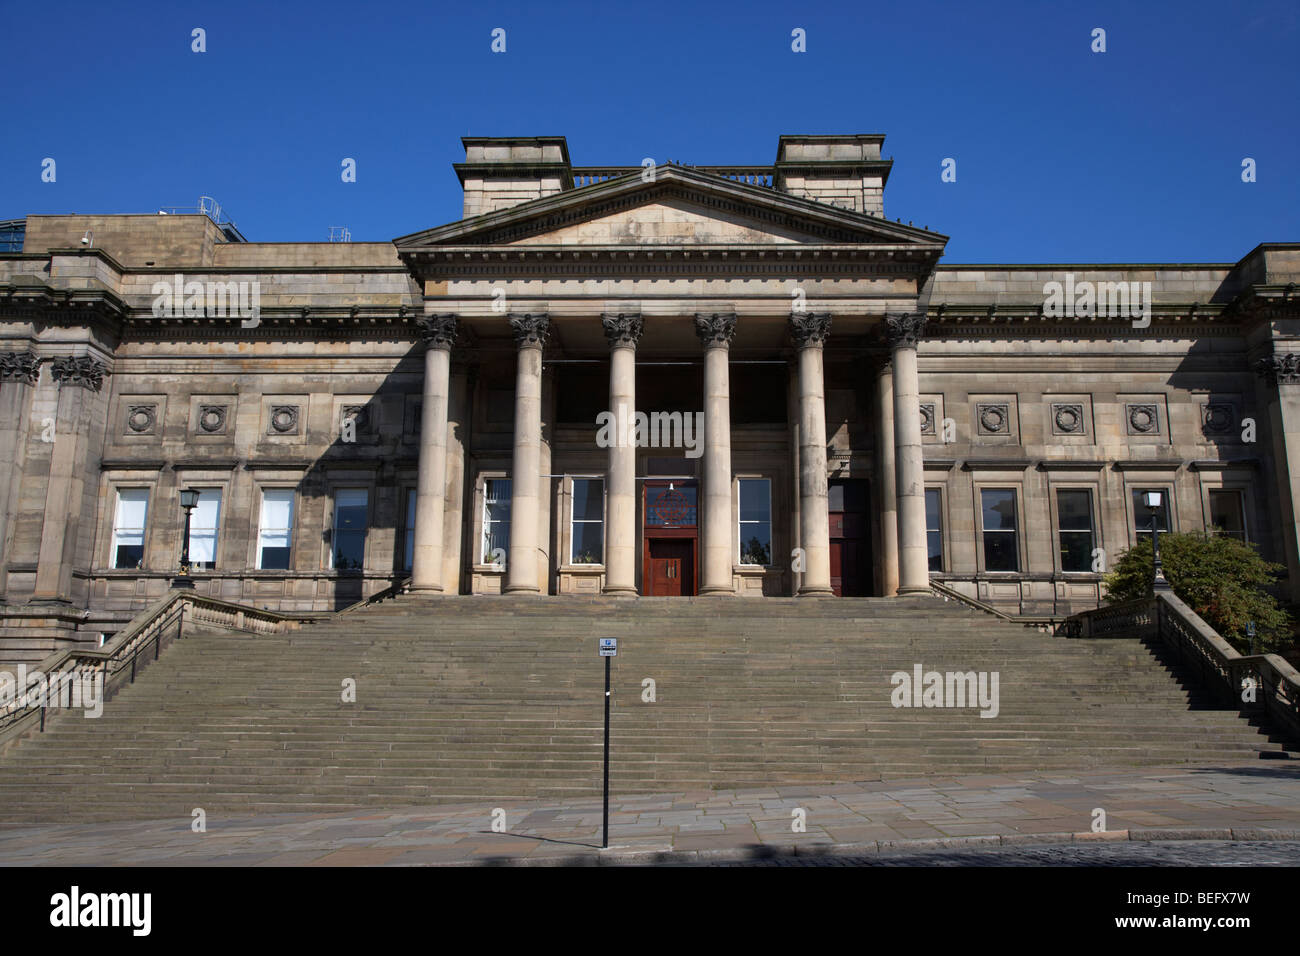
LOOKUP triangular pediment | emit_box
[395,166,947,250]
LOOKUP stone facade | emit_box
[1,133,1297,664]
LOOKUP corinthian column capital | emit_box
[509,313,550,349]
[1255,353,1300,387]
[790,312,832,348]
[884,312,927,350]
[420,313,458,351]
[0,351,40,385]
[50,355,106,391]
[602,312,643,349]
[694,312,736,348]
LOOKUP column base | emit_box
[407,584,445,594]
[797,586,834,597]
[503,585,541,595]
[697,586,737,596]
[896,586,932,596]
[601,586,638,597]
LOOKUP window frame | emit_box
[329,487,370,572]
[1054,486,1097,574]
[977,485,1021,574]
[1206,487,1248,543]
[481,476,512,566]
[736,477,772,567]
[186,486,224,571]
[110,487,151,570]
[924,486,945,573]
[255,487,297,571]
[1129,485,1174,546]
[568,477,606,566]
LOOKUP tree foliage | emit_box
[1104,533,1292,653]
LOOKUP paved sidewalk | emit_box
[2,764,1298,866]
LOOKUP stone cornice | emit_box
[1112,460,1184,471]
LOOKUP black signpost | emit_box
[599,637,617,849]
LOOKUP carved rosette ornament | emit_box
[693,312,737,347]
[127,405,157,434]
[269,405,300,434]
[0,351,41,385]
[1255,353,1300,387]
[1127,404,1159,435]
[919,403,935,435]
[1202,403,1234,435]
[420,313,458,351]
[884,312,927,349]
[978,403,1009,434]
[1052,403,1084,434]
[509,313,550,349]
[790,312,832,348]
[197,405,227,434]
[50,355,105,391]
[602,312,644,348]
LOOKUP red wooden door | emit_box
[647,539,694,596]
[829,479,871,596]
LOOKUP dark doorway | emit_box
[829,478,872,596]
[642,480,697,596]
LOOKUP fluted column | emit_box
[602,312,643,596]
[792,313,833,595]
[876,358,899,596]
[695,312,736,594]
[410,315,456,592]
[887,313,929,595]
[441,364,471,594]
[505,313,549,594]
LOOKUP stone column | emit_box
[791,313,833,595]
[695,312,736,595]
[0,351,41,603]
[602,312,643,596]
[441,364,470,595]
[786,360,802,595]
[505,313,549,594]
[876,358,899,596]
[887,313,930,595]
[410,315,456,593]
[33,355,106,603]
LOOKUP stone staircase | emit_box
[0,595,1292,824]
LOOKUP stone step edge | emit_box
[481,828,1300,867]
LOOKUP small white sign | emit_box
[599,638,617,657]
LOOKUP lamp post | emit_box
[172,487,201,589]
[1143,490,1172,593]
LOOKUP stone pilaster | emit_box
[33,355,107,603]
[1255,352,1300,601]
[505,313,549,594]
[410,314,456,592]
[886,313,929,595]
[602,312,643,596]
[0,352,41,603]
[791,313,833,595]
[695,312,736,595]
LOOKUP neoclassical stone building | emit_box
[1,133,1298,663]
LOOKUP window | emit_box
[570,478,604,564]
[404,489,416,572]
[1056,489,1095,572]
[925,488,943,572]
[188,488,222,570]
[980,488,1019,572]
[332,489,369,570]
[111,489,149,569]
[738,478,772,566]
[257,489,295,570]
[1208,490,1246,542]
[1132,488,1170,543]
[482,478,511,565]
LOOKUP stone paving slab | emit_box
[1,764,1297,866]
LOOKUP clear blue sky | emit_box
[4,0,1296,262]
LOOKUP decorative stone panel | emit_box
[1051,403,1085,435]
[268,405,300,435]
[919,403,936,435]
[1126,403,1160,435]
[1201,403,1234,436]
[197,405,228,434]
[977,403,1010,436]
[341,405,369,432]
[126,405,157,435]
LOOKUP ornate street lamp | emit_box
[172,487,201,589]
[1143,490,1172,593]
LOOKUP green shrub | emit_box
[1104,533,1292,654]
